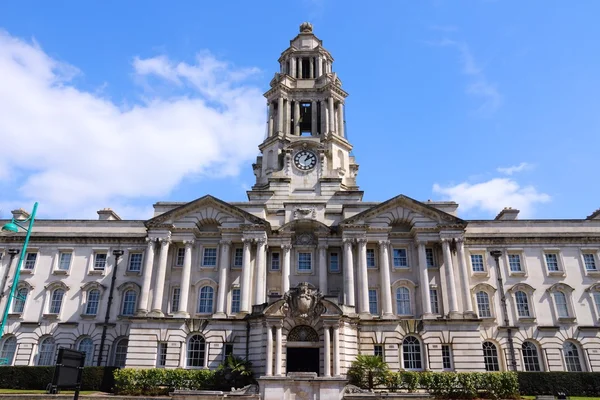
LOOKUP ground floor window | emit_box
[187,334,206,367]
[402,336,422,370]
[483,341,500,371]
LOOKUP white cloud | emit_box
[497,162,533,176]
[433,178,550,218]
[0,30,265,219]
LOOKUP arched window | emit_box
[49,289,65,314]
[0,336,17,366]
[197,286,214,314]
[77,338,94,366]
[112,338,128,368]
[522,341,541,371]
[476,291,492,318]
[402,336,422,370]
[554,292,569,318]
[482,341,500,371]
[564,342,583,372]
[187,334,206,367]
[515,291,530,317]
[37,337,56,366]
[85,289,100,315]
[12,288,28,313]
[121,290,137,316]
[396,287,411,315]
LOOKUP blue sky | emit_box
[0,1,599,220]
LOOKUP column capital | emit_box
[183,239,195,248]
[378,240,390,248]
[356,237,368,245]
[318,243,329,250]
[255,237,267,245]
[158,235,172,245]
[281,243,292,251]
[242,237,253,247]
[145,237,156,246]
[455,237,465,244]
[219,239,232,246]
[342,238,354,245]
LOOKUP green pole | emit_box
[0,202,38,365]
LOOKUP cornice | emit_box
[0,236,146,245]
[465,236,600,245]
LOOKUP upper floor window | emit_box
[470,254,485,272]
[425,248,435,268]
[231,288,241,314]
[482,341,500,371]
[515,291,531,318]
[12,287,28,314]
[84,289,100,315]
[171,287,181,313]
[366,249,376,268]
[329,252,339,272]
[508,254,522,272]
[298,252,312,271]
[368,289,378,315]
[24,252,37,270]
[430,287,439,314]
[128,253,143,272]
[202,248,217,267]
[197,286,214,314]
[233,248,243,268]
[271,252,280,271]
[522,341,542,371]
[396,287,411,316]
[93,253,107,271]
[393,248,408,268]
[121,290,137,316]
[476,291,492,318]
[554,292,569,318]
[175,248,185,267]
[544,253,560,272]
[49,289,65,314]
[594,293,600,316]
[583,253,597,271]
[58,252,72,271]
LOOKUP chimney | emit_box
[11,208,30,220]
[495,207,519,221]
[97,208,121,221]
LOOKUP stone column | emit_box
[285,100,291,135]
[338,102,345,138]
[240,238,252,313]
[293,101,300,136]
[328,97,335,133]
[268,102,274,137]
[323,326,331,377]
[265,324,273,376]
[309,57,314,78]
[274,324,283,376]
[150,235,171,316]
[291,57,296,78]
[215,240,231,316]
[333,325,340,376]
[318,244,328,295]
[321,100,328,134]
[175,239,194,317]
[298,57,303,78]
[342,238,355,307]
[442,238,459,315]
[456,238,474,315]
[137,237,156,315]
[378,240,393,316]
[311,100,318,136]
[277,97,284,134]
[316,55,322,77]
[281,244,291,294]
[254,238,267,305]
[356,238,369,315]
[418,242,432,315]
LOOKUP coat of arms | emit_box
[282,282,326,321]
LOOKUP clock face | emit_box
[294,150,317,171]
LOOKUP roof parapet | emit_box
[97,208,122,221]
[587,208,600,220]
[495,207,520,221]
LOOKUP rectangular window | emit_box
[224,343,234,360]
[93,253,107,271]
[470,254,485,272]
[430,288,439,314]
[545,253,559,272]
[425,248,435,268]
[202,248,217,267]
[508,254,522,272]
[366,249,376,268]
[233,248,243,268]
[374,345,384,358]
[24,252,37,270]
[54,252,71,271]
[231,289,241,314]
[157,342,168,367]
[393,248,408,268]
[555,293,569,318]
[369,289,378,315]
[583,253,597,271]
[271,252,280,271]
[298,252,312,271]
[329,252,340,272]
[442,345,452,370]
[175,248,185,267]
[128,253,143,272]
[171,288,181,313]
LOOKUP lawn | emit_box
[521,397,600,400]
[0,389,101,394]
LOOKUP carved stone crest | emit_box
[293,206,316,220]
[282,282,325,321]
[294,233,315,245]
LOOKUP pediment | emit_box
[145,195,269,230]
[340,194,465,229]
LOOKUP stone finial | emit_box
[495,207,520,221]
[300,22,313,33]
[97,208,122,221]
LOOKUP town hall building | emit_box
[1,23,600,378]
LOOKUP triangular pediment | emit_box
[340,194,465,229]
[145,195,269,229]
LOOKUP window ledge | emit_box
[42,314,60,320]
[548,271,565,277]
[200,265,217,269]
[558,317,577,323]
[7,313,23,319]
[471,271,489,278]
[80,314,97,319]
[518,317,536,323]
[88,270,105,276]
[269,270,281,274]
[480,316,496,321]
[117,314,134,319]
[296,270,313,274]
[393,267,411,272]
[173,265,183,269]
[125,270,142,276]
[509,271,527,277]
[585,270,600,276]
[52,270,69,275]
[20,269,33,275]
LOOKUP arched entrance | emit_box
[286,325,320,375]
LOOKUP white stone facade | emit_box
[1,22,600,376]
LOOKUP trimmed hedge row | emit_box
[0,366,116,392]
[518,372,600,397]
[113,368,216,396]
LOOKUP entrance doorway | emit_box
[286,347,319,374]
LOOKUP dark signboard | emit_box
[49,348,85,399]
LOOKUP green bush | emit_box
[0,366,116,391]
[347,355,390,391]
[113,368,219,395]
[213,355,256,391]
[518,372,600,397]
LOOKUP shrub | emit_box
[347,355,390,391]
[0,366,116,391]
[518,372,600,397]
[213,355,255,391]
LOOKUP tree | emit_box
[212,355,255,391]
[347,354,390,391]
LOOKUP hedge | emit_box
[518,372,600,397]
[0,366,117,392]
[113,368,216,396]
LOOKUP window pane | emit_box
[396,287,411,315]
[198,286,214,314]
[393,249,407,268]
[298,253,312,270]
[374,345,383,358]
[157,342,168,367]
[113,339,128,368]
[233,248,243,268]
[554,292,569,318]
[425,248,435,268]
[471,254,485,272]
[38,337,56,366]
[202,248,217,266]
[187,335,206,367]
[594,293,600,315]
[58,252,72,270]
[271,252,280,270]
[483,341,500,371]
[128,253,143,272]
[12,288,28,313]
[515,291,530,317]
[583,254,597,271]
[24,253,37,270]
[369,289,378,315]
[85,289,100,315]
[522,342,541,371]
[94,253,107,271]
[477,291,492,318]
[545,253,559,271]
[231,289,241,313]
[366,249,376,268]
[50,289,64,314]
[402,336,422,370]
[429,288,439,314]
[122,290,137,316]
[329,253,339,272]
[0,337,17,366]
[176,248,185,266]
[78,338,94,366]
[564,342,583,372]
[442,345,452,370]
[508,254,522,272]
[171,288,181,313]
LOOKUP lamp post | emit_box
[97,249,124,367]
[0,202,38,365]
[490,249,517,371]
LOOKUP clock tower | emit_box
[248,22,360,204]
